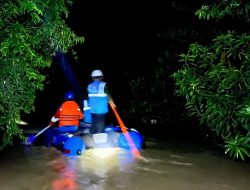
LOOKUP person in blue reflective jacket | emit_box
[87,69,115,134]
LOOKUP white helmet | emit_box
[91,70,103,77]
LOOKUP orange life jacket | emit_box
[55,101,83,127]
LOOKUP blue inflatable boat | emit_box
[43,101,144,156]
[44,124,144,157]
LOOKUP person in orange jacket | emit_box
[51,91,84,134]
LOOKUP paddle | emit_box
[109,102,142,159]
[22,122,54,145]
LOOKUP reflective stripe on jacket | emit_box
[87,81,108,114]
[55,101,83,127]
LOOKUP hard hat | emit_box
[91,70,103,77]
[64,91,74,100]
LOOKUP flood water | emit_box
[0,137,250,190]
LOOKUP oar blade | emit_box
[22,135,35,145]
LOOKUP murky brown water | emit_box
[0,138,250,190]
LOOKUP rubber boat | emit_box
[43,102,143,156]
[45,124,144,157]
[40,101,144,156]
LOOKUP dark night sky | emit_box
[61,1,200,87]
[67,1,153,73]
[66,1,196,70]
[61,0,246,80]
[64,1,207,77]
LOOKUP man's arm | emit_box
[51,106,61,123]
[105,84,116,108]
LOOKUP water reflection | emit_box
[48,147,137,190]
[1,140,250,190]
[50,156,79,190]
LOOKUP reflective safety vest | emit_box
[55,101,83,127]
[87,81,108,114]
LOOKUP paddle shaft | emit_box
[34,123,53,138]
[109,102,141,158]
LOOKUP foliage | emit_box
[225,134,250,160]
[0,0,84,149]
[172,0,250,160]
[195,0,250,22]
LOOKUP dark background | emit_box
[25,1,200,118]
[23,1,215,142]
